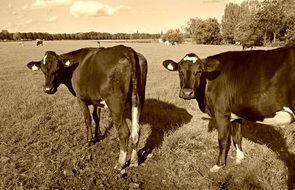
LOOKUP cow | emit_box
[242,41,254,50]
[27,45,148,171]
[163,45,295,173]
[36,40,43,46]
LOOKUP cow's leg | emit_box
[77,99,94,146]
[107,98,130,171]
[92,106,102,142]
[130,95,141,167]
[231,120,244,164]
[210,113,231,172]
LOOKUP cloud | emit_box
[70,1,121,18]
[48,16,58,22]
[31,0,71,9]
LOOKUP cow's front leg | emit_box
[77,99,94,146]
[210,112,231,172]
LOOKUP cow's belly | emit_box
[231,107,295,127]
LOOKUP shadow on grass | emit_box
[139,98,193,164]
[207,119,295,190]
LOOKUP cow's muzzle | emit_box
[179,88,195,99]
[44,86,57,94]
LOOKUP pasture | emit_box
[0,40,294,189]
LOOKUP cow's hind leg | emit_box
[130,95,141,167]
[77,99,94,146]
[107,98,130,171]
[92,106,103,142]
[231,120,244,164]
[210,113,231,172]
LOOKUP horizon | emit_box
[1,0,245,34]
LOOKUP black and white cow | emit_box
[27,45,148,170]
[163,45,295,172]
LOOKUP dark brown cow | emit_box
[242,41,254,50]
[27,45,147,170]
[163,46,295,173]
[36,40,43,46]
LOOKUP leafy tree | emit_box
[186,17,221,44]
[161,29,184,44]
[221,3,240,44]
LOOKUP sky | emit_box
[0,0,245,34]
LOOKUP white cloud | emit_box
[70,1,121,18]
[48,16,58,22]
[32,0,71,9]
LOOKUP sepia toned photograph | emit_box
[0,0,294,189]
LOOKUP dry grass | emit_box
[0,40,294,189]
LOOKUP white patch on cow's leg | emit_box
[32,65,39,71]
[256,107,295,127]
[130,106,140,167]
[210,165,223,172]
[43,54,48,65]
[236,144,244,164]
[114,150,127,170]
[100,100,108,108]
[183,55,198,63]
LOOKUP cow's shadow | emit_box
[207,119,295,190]
[138,98,193,163]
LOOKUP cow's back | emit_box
[72,45,135,101]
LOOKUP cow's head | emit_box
[163,53,220,99]
[27,51,75,94]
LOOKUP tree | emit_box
[161,29,184,44]
[186,17,221,44]
[221,3,240,44]
[254,0,286,44]
[12,32,21,40]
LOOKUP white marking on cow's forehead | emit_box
[183,55,198,63]
[43,54,48,65]
[65,60,71,66]
[32,65,39,71]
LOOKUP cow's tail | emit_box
[128,48,139,108]
[127,47,141,167]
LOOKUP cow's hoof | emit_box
[209,165,223,172]
[130,162,139,168]
[87,141,95,147]
[114,163,125,171]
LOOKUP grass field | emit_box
[0,40,294,189]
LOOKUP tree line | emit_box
[0,31,160,41]
[164,0,295,46]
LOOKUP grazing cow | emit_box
[36,40,43,46]
[242,41,254,50]
[163,45,295,172]
[27,45,148,170]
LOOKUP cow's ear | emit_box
[163,60,178,71]
[27,61,41,71]
[202,58,220,72]
[60,57,77,68]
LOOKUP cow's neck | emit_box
[195,75,207,113]
[62,66,77,96]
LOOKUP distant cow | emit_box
[27,45,148,170]
[36,40,43,46]
[163,46,295,172]
[242,41,254,50]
